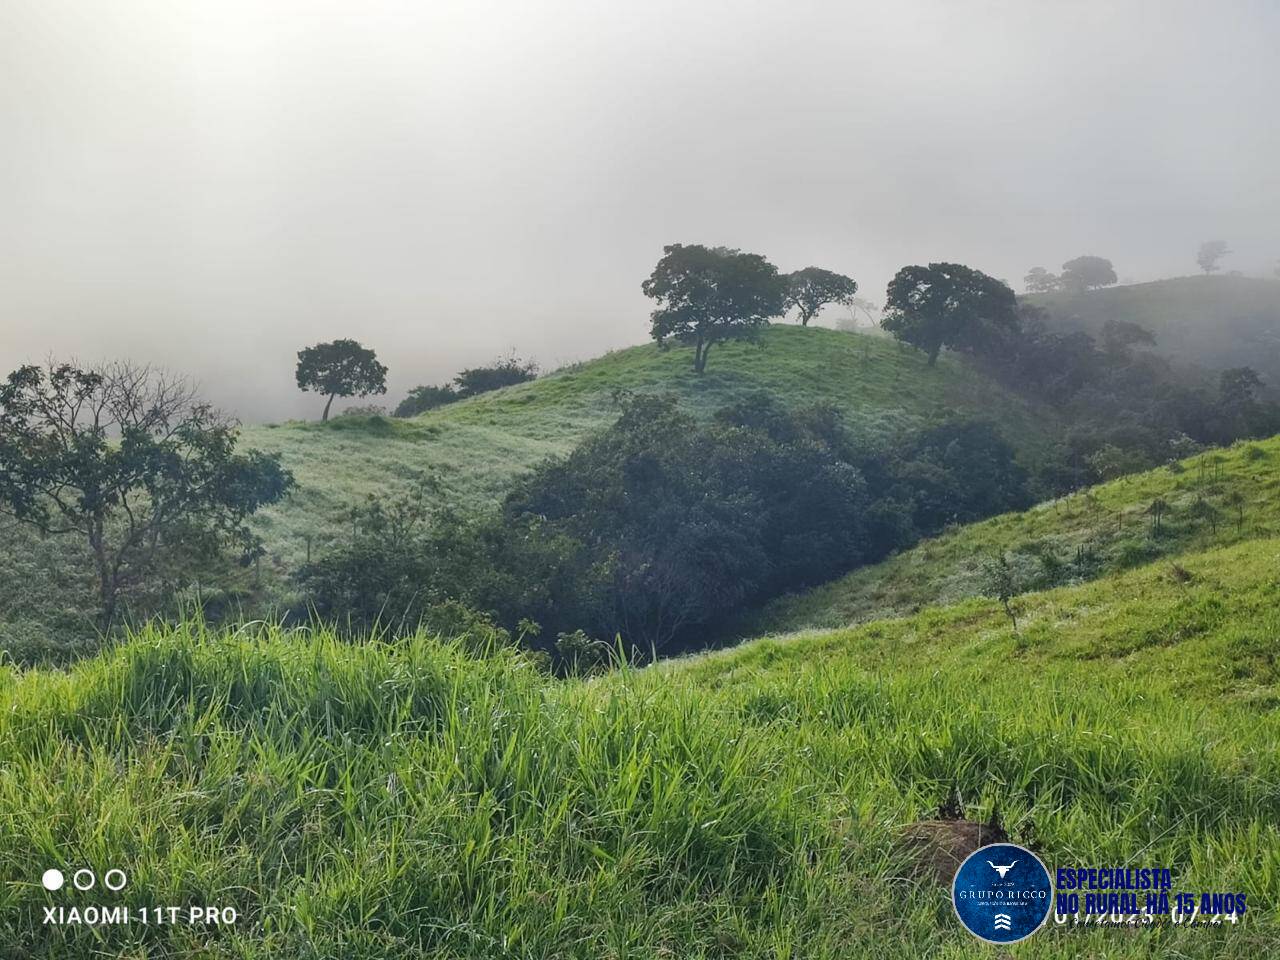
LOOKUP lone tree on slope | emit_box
[1060,255,1117,292]
[296,339,388,421]
[1196,241,1231,275]
[784,266,859,326]
[881,262,1019,366]
[642,244,788,373]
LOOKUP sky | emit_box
[2,0,1278,421]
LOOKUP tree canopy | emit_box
[0,362,294,628]
[785,267,858,325]
[1197,241,1231,274]
[1060,255,1117,292]
[295,339,388,421]
[1023,267,1061,293]
[642,244,789,372]
[881,262,1019,366]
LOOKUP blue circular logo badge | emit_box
[952,842,1053,944]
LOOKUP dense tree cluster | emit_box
[300,393,1032,659]
[975,306,1280,489]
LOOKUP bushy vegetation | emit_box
[300,393,1031,656]
[2,523,1277,957]
[1027,274,1280,389]
[394,356,538,417]
[753,434,1280,634]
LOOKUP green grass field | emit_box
[2,524,1276,956]
[749,435,1280,635]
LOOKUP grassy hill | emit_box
[1028,275,1280,387]
[0,326,1059,658]
[750,434,1280,634]
[3,464,1277,955]
[242,325,1056,568]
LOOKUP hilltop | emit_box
[750,434,1279,634]
[242,325,1056,567]
[1028,275,1280,387]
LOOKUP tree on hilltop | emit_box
[785,266,859,326]
[1023,267,1061,293]
[1196,241,1231,275]
[1060,255,1117,292]
[881,262,1019,366]
[296,339,387,421]
[642,244,789,373]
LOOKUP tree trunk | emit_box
[927,345,940,367]
[322,393,336,421]
[89,524,117,632]
[692,337,706,373]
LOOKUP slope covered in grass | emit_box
[1028,275,1280,386]
[241,325,1056,567]
[751,434,1280,634]
[2,525,1277,957]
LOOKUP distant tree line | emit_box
[1023,255,1118,294]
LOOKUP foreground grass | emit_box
[2,533,1277,957]
[752,435,1280,634]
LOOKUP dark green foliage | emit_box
[0,363,293,631]
[882,263,1019,366]
[643,244,789,372]
[394,357,537,417]
[301,390,1034,657]
[452,356,538,396]
[784,266,858,326]
[295,339,388,421]
[502,393,870,650]
[882,421,1032,532]
[394,383,458,417]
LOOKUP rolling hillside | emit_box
[1028,275,1280,387]
[751,434,1280,634]
[242,325,1057,568]
[0,326,1058,658]
[3,440,1277,956]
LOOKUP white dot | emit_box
[41,869,64,891]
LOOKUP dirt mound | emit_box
[898,813,1009,885]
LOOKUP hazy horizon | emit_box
[3,0,1279,421]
